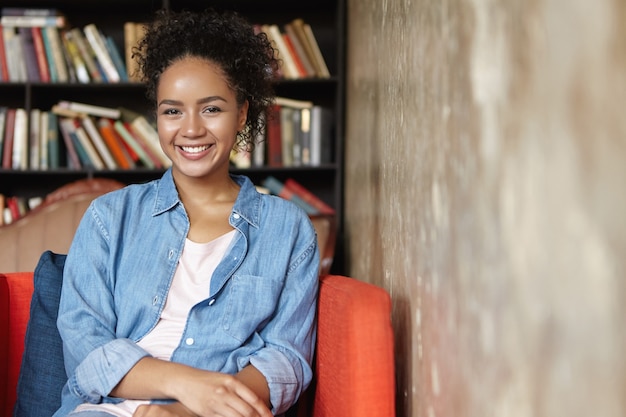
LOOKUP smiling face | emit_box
[156,57,248,182]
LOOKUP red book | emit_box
[265,104,282,167]
[31,26,51,82]
[2,109,16,169]
[282,33,308,78]
[97,118,134,169]
[285,178,335,215]
[0,26,9,82]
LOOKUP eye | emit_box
[162,108,181,115]
[203,106,221,114]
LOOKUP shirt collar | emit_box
[152,169,261,229]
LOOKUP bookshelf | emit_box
[0,0,346,273]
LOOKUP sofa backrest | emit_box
[0,178,124,273]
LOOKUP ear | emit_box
[238,100,249,131]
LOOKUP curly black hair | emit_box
[134,8,279,150]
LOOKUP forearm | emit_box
[235,365,271,408]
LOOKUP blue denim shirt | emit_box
[54,170,319,416]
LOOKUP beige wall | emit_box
[344,1,626,416]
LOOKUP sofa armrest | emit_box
[0,272,35,417]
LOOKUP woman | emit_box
[55,8,319,417]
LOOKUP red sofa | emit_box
[1,272,395,417]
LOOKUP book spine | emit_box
[83,24,120,83]
[47,112,59,168]
[31,26,50,82]
[68,28,103,82]
[113,120,154,168]
[262,176,319,215]
[285,178,335,215]
[62,30,89,83]
[97,118,133,169]
[2,108,16,168]
[81,115,117,169]
[44,26,68,82]
[39,26,58,82]
[29,108,41,169]
[18,26,40,82]
[0,25,10,81]
[57,117,81,169]
[11,108,28,170]
[72,118,104,169]
[265,104,283,167]
[57,100,121,119]
[0,15,65,28]
[39,110,48,169]
[104,35,127,82]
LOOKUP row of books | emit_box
[0,7,331,84]
[0,7,128,84]
[0,174,334,227]
[0,193,43,226]
[257,19,330,80]
[0,101,170,171]
[261,176,335,216]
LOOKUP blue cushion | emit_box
[13,250,67,417]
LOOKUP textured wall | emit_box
[344,1,626,416]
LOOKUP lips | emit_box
[180,144,211,154]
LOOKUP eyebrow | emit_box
[158,95,228,107]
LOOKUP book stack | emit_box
[0,7,128,83]
[259,18,330,80]
[0,101,170,171]
[260,97,334,168]
[261,175,335,216]
[0,192,42,226]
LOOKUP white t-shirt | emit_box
[73,230,236,416]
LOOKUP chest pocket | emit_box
[220,274,283,342]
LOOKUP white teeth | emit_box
[181,145,210,154]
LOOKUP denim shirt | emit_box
[54,170,319,416]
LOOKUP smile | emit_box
[180,145,211,154]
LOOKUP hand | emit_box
[133,401,197,417]
[173,369,273,417]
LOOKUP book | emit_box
[18,26,40,82]
[97,118,134,169]
[67,28,103,82]
[29,108,41,169]
[0,106,7,162]
[285,178,335,215]
[83,23,120,83]
[61,29,90,83]
[289,19,330,78]
[104,35,128,82]
[38,110,48,170]
[11,108,28,170]
[43,26,68,82]
[310,105,333,166]
[299,107,311,165]
[0,15,66,28]
[39,25,58,82]
[56,117,81,169]
[284,23,316,77]
[0,25,8,81]
[124,21,145,82]
[72,118,105,169]
[2,108,16,168]
[31,26,50,82]
[280,106,296,166]
[274,96,314,109]
[265,104,282,167]
[46,112,59,168]
[282,32,309,78]
[264,24,300,79]
[119,107,170,167]
[56,100,121,119]
[80,115,117,169]
[113,120,155,168]
[262,176,319,215]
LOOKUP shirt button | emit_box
[233,213,240,220]
[208,299,216,306]
[185,337,194,345]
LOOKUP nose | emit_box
[182,113,206,137]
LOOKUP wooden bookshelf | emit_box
[0,0,346,273]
